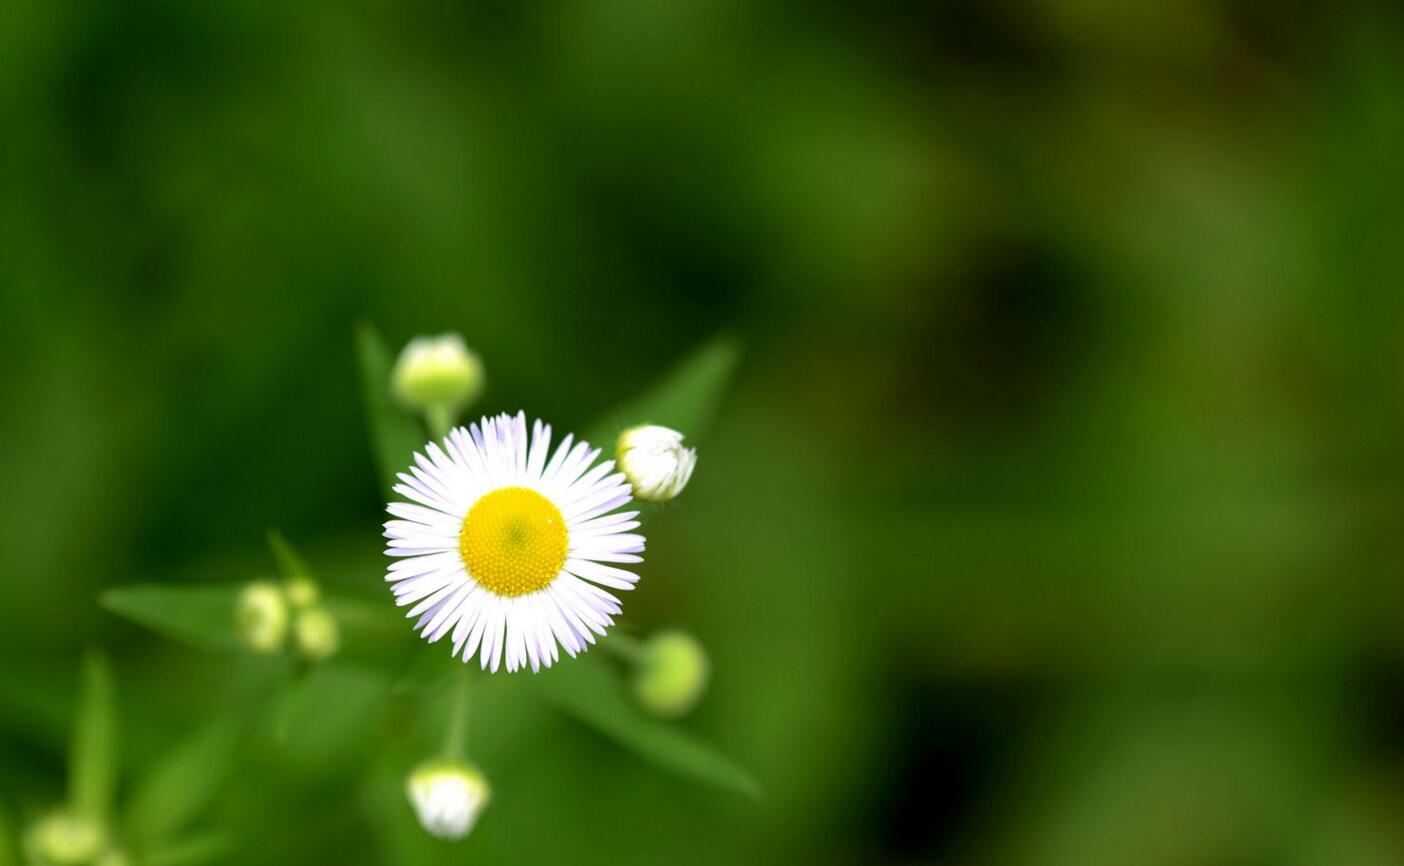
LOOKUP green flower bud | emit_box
[392,334,485,413]
[293,607,339,662]
[236,581,289,654]
[26,811,104,865]
[284,577,320,609]
[632,630,710,718]
[406,759,491,840]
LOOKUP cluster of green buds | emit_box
[19,656,221,866]
[24,811,123,866]
[235,539,339,662]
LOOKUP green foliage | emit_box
[267,530,314,582]
[101,586,244,653]
[532,655,758,798]
[0,806,15,866]
[69,653,117,824]
[585,335,742,448]
[124,722,237,845]
[357,324,428,499]
[142,833,233,866]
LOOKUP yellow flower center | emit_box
[459,487,568,597]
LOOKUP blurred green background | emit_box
[4,0,1404,863]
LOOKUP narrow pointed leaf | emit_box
[585,334,741,448]
[267,529,313,581]
[356,324,426,498]
[101,585,242,652]
[125,722,237,845]
[532,654,759,797]
[70,652,117,823]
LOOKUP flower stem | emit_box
[425,403,455,442]
[602,632,645,665]
[442,670,471,761]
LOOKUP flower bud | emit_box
[293,607,339,662]
[392,334,484,413]
[284,577,320,609]
[406,759,491,840]
[616,425,697,503]
[632,630,710,718]
[236,581,289,654]
[25,811,104,865]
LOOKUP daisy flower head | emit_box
[384,412,644,672]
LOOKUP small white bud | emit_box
[25,811,104,865]
[293,607,339,662]
[406,759,491,840]
[616,425,697,503]
[392,333,485,413]
[632,630,710,718]
[235,581,289,654]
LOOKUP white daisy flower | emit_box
[384,411,644,673]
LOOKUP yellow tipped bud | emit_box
[392,333,484,413]
[293,607,339,662]
[632,630,710,718]
[26,811,104,865]
[616,425,697,503]
[406,759,491,840]
[235,581,289,654]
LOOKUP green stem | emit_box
[425,403,455,442]
[441,670,471,761]
[603,632,646,665]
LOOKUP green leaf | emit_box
[585,334,741,448]
[101,584,242,652]
[532,655,759,797]
[125,722,237,845]
[70,652,117,823]
[266,529,313,581]
[357,323,426,498]
[142,833,233,866]
[273,664,393,767]
[0,804,17,866]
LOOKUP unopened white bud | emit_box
[632,630,710,718]
[392,334,484,413]
[236,581,289,654]
[616,425,697,503]
[406,759,491,840]
[293,607,339,662]
[26,811,104,865]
